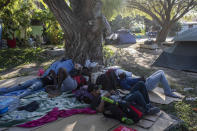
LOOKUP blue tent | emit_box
[116,29,136,44]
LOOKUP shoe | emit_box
[121,117,134,125]
[147,107,160,115]
[165,92,181,99]
[146,103,153,109]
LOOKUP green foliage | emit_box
[110,15,144,32]
[0,47,53,72]
[175,101,197,130]
[102,0,124,20]
[157,80,197,130]
[103,46,115,60]
[32,6,64,45]
[0,0,63,45]
[110,15,131,31]
[0,0,35,39]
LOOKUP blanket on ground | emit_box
[0,91,89,127]
[2,88,44,97]
[17,107,96,128]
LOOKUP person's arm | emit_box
[48,70,57,85]
[120,79,132,90]
[128,78,142,87]
[96,92,111,112]
[96,100,105,112]
[42,61,59,77]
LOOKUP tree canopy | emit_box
[127,0,197,42]
[102,0,123,20]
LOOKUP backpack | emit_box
[96,69,118,91]
[73,75,87,88]
[103,101,143,123]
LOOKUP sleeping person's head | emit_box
[88,84,100,97]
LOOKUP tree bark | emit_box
[156,22,172,43]
[44,0,105,64]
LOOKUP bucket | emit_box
[7,39,16,48]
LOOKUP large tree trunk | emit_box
[44,0,105,64]
[156,22,173,43]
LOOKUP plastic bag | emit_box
[38,69,45,76]
[0,96,20,115]
[85,60,98,68]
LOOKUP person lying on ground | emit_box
[42,58,74,77]
[0,58,83,98]
[88,83,160,124]
[0,70,57,98]
[117,69,180,98]
[70,67,91,89]
[45,68,78,97]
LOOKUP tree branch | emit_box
[172,0,197,22]
[127,1,163,25]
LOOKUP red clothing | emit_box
[17,107,96,128]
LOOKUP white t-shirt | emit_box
[115,69,132,79]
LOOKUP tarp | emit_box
[174,27,197,41]
[153,42,197,72]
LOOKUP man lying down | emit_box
[0,59,79,98]
[75,82,160,125]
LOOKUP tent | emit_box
[153,28,197,72]
[174,27,197,41]
[116,29,136,44]
[106,29,136,45]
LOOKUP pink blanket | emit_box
[17,107,96,128]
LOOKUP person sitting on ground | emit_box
[0,70,57,98]
[88,82,160,124]
[116,69,180,98]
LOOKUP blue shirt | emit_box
[43,59,74,77]
[119,77,141,90]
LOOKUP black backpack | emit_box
[96,69,118,91]
[103,101,143,123]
